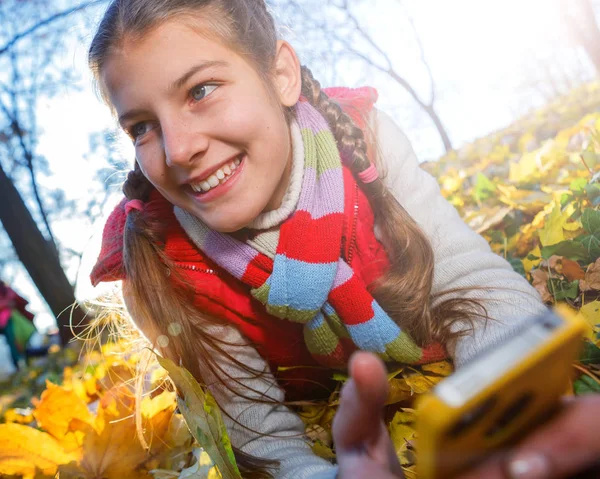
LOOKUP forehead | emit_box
[100,19,242,108]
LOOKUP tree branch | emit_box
[0,0,106,57]
[404,11,436,106]
[334,2,453,152]
[6,52,58,255]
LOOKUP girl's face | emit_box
[102,19,301,232]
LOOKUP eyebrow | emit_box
[169,60,229,92]
[118,60,229,125]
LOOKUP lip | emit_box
[184,153,242,185]
[187,154,246,203]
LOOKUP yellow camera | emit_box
[416,304,587,479]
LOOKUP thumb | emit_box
[333,351,389,452]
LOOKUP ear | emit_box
[273,40,302,107]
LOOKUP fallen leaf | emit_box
[531,269,553,303]
[60,386,175,479]
[523,246,542,274]
[157,357,242,479]
[386,378,413,405]
[402,370,444,395]
[580,258,600,291]
[389,409,417,466]
[561,257,586,280]
[420,361,453,377]
[0,423,78,478]
[576,300,600,339]
[33,381,94,452]
[539,200,579,246]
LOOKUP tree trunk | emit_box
[577,0,600,75]
[563,0,600,76]
[0,162,86,345]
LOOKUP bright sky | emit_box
[2,0,595,333]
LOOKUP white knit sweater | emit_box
[175,109,549,479]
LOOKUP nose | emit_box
[161,118,209,167]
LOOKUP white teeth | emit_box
[207,175,219,187]
[190,155,243,194]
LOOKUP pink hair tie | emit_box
[125,199,144,215]
[358,163,379,184]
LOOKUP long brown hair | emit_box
[88,0,492,475]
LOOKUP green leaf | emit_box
[577,234,600,262]
[503,211,525,238]
[507,256,526,278]
[585,184,600,206]
[332,373,348,383]
[581,208,600,235]
[540,240,588,261]
[157,357,242,479]
[488,230,504,244]
[547,278,579,301]
[582,151,600,170]
[579,341,600,365]
[559,193,572,208]
[473,173,497,203]
[569,178,587,193]
[573,375,600,395]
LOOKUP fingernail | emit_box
[507,453,550,479]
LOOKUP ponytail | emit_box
[121,163,277,478]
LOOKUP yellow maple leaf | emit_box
[389,409,418,466]
[33,381,94,453]
[60,386,176,478]
[420,361,453,377]
[402,370,445,395]
[523,246,542,274]
[576,300,600,340]
[3,408,34,425]
[0,423,78,478]
[386,378,413,405]
[496,184,552,215]
[539,200,580,246]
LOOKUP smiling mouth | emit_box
[189,154,242,194]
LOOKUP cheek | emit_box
[136,144,166,182]
[218,90,285,143]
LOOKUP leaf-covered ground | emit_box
[1,82,600,479]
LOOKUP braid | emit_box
[123,161,154,201]
[300,66,372,177]
[299,65,491,345]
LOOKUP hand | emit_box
[457,394,600,479]
[333,352,600,479]
[332,351,404,479]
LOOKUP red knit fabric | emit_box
[91,87,400,400]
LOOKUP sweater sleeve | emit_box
[372,109,549,367]
[201,323,338,479]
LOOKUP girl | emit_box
[88,1,600,478]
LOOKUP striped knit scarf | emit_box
[182,100,445,368]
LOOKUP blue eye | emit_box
[130,122,151,140]
[191,84,218,102]
[128,121,157,142]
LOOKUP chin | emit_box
[205,216,252,234]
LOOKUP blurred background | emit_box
[1,0,600,377]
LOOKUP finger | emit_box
[333,351,389,452]
[460,395,600,479]
[338,455,402,479]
